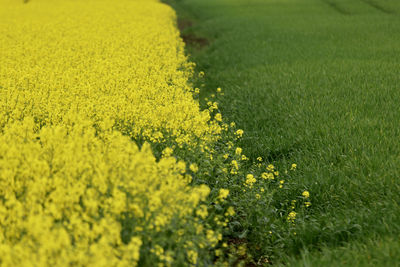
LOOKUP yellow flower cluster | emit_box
[245,174,256,187]
[287,211,297,223]
[0,118,215,266]
[0,0,224,265]
[218,189,230,201]
[0,0,220,147]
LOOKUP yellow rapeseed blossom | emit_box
[214,113,223,122]
[237,245,247,256]
[261,172,274,180]
[287,211,297,223]
[235,129,244,138]
[206,230,219,247]
[189,163,199,173]
[245,174,257,187]
[225,207,235,217]
[196,205,209,219]
[302,191,310,198]
[187,250,198,265]
[0,0,221,148]
[163,147,174,157]
[218,189,230,201]
[231,160,239,174]
[0,119,212,266]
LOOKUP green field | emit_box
[168,0,400,265]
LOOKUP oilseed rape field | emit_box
[0,0,223,265]
[0,0,310,265]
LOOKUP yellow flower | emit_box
[287,211,297,223]
[245,174,256,187]
[261,172,274,180]
[189,163,199,173]
[302,191,310,198]
[187,250,198,264]
[218,189,229,201]
[206,230,218,246]
[215,113,222,122]
[177,229,185,236]
[225,207,235,217]
[231,160,239,170]
[235,147,242,155]
[162,147,174,157]
[196,205,208,219]
[237,245,246,256]
[235,129,244,138]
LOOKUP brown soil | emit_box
[177,18,193,31]
[177,18,209,49]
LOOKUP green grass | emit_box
[283,236,400,266]
[167,0,400,265]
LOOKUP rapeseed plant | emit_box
[0,118,216,266]
[0,0,220,147]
